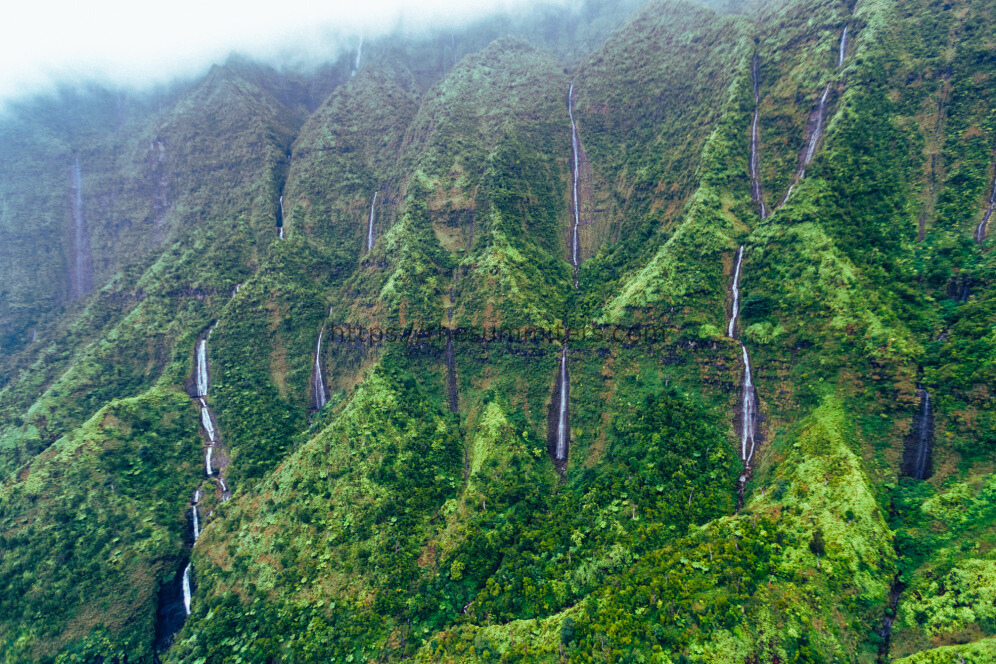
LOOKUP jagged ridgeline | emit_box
[1,0,995,662]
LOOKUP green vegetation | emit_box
[1,0,994,662]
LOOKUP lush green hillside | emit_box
[1,0,994,662]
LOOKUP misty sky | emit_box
[0,0,560,102]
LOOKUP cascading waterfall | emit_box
[312,327,328,410]
[195,339,209,397]
[728,246,745,337]
[779,82,831,207]
[199,398,216,443]
[804,83,831,166]
[549,80,585,467]
[367,191,378,252]
[727,242,760,503]
[555,344,570,461]
[975,173,995,243]
[739,344,758,463]
[169,336,234,634]
[568,80,582,280]
[838,25,849,68]
[181,564,192,616]
[779,22,847,211]
[749,55,767,219]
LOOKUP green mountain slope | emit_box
[1,0,994,662]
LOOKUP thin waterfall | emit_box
[838,25,849,68]
[352,36,363,77]
[975,174,995,243]
[182,564,192,615]
[903,386,934,480]
[568,80,582,280]
[277,196,285,239]
[804,83,832,166]
[555,345,570,460]
[199,399,216,442]
[366,191,378,252]
[749,55,767,219]
[192,504,200,541]
[205,447,214,477]
[726,245,761,505]
[195,340,209,397]
[728,246,745,337]
[549,80,585,467]
[739,344,758,463]
[313,327,328,410]
[780,82,831,207]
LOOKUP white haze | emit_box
[0,0,567,103]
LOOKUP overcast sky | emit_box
[0,0,562,102]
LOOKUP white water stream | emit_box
[367,192,378,252]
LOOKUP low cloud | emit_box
[0,0,566,102]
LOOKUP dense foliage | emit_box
[0,0,994,662]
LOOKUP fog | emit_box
[0,0,568,103]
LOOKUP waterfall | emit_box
[838,25,849,68]
[804,83,831,166]
[739,343,758,463]
[548,81,585,467]
[749,55,767,219]
[181,564,192,615]
[277,195,285,239]
[195,339,209,397]
[568,80,581,275]
[205,447,214,477]
[69,156,93,299]
[366,191,378,252]
[726,244,760,504]
[728,246,745,337]
[199,399,216,442]
[192,504,200,541]
[313,328,328,410]
[555,345,570,460]
[352,36,363,76]
[909,387,933,480]
[975,175,996,243]
[779,82,832,208]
